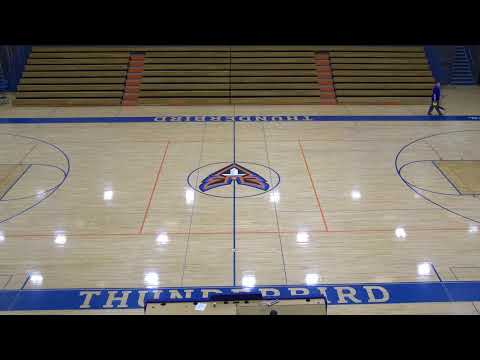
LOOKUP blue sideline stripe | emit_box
[1,115,480,124]
[0,117,155,124]
[2,281,480,311]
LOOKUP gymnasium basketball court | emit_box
[1,46,480,315]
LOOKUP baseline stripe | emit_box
[2,281,480,311]
[1,115,480,124]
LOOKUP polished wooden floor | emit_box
[1,90,480,314]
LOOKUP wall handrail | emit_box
[465,47,478,83]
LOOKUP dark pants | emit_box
[428,102,445,115]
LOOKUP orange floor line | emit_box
[298,140,330,231]
[138,141,170,234]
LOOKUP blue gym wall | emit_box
[0,46,31,91]
[426,46,480,85]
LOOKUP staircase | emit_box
[450,46,476,85]
[122,53,145,106]
[0,64,8,92]
[315,53,337,104]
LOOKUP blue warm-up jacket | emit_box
[432,85,441,103]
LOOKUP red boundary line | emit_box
[298,140,330,231]
[138,141,170,234]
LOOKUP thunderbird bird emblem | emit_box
[199,163,269,192]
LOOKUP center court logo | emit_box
[199,162,269,192]
[187,161,280,199]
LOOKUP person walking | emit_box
[428,81,446,116]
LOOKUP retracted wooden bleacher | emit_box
[138,46,323,105]
[15,46,129,106]
[139,46,230,105]
[327,46,433,104]
[229,46,321,105]
[14,46,435,106]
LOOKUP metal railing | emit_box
[465,47,479,84]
